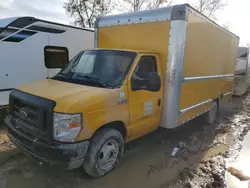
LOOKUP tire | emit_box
[83,128,124,177]
[205,101,218,124]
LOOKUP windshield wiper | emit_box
[52,73,67,80]
[54,74,115,88]
[76,75,99,81]
[75,75,108,87]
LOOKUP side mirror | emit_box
[147,72,161,92]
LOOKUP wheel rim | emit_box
[210,103,217,122]
[98,139,119,170]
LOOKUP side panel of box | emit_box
[179,10,239,124]
[97,21,171,78]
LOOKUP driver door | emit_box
[128,54,163,140]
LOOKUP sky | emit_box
[0,0,249,45]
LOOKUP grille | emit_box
[13,99,39,129]
[9,89,55,139]
[11,96,50,136]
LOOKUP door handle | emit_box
[158,99,161,106]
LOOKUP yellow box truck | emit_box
[5,4,239,177]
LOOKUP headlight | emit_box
[53,112,82,142]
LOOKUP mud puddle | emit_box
[203,144,229,159]
[226,130,250,188]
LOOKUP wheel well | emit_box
[94,121,127,140]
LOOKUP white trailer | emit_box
[233,47,250,96]
[0,17,94,108]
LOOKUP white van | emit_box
[0,17,94,108]
[233,47,250,96]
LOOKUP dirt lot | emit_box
[0,93,249,188]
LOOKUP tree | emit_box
[117,0,173,12]
[117,0,226,18]
[194,0,227,19]
[64,0,113,28]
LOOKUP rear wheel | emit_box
[83,128,124,177]
[205,101,218,124]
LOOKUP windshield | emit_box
[52,50,136,88]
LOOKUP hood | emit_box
[18,80,122,113]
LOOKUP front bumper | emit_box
[6,116,89,170]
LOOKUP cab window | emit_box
[134,56,158,79]
[131,56,159,91]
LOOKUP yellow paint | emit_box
[183,13,238,77]
[16,12,239,143]
[97,21,170,140]
[178,102,212,124]
[126,54,163,141]
[98,21,171,80]
[179,12,239,122]
[18,52,164,142]
[18,80,130,141]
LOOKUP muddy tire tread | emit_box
[83,128,124,177]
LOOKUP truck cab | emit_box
[6,49,162,177]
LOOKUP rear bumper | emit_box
[6,116,89,170]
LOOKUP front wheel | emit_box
[205,101,218,124]
[83,128,124,177]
